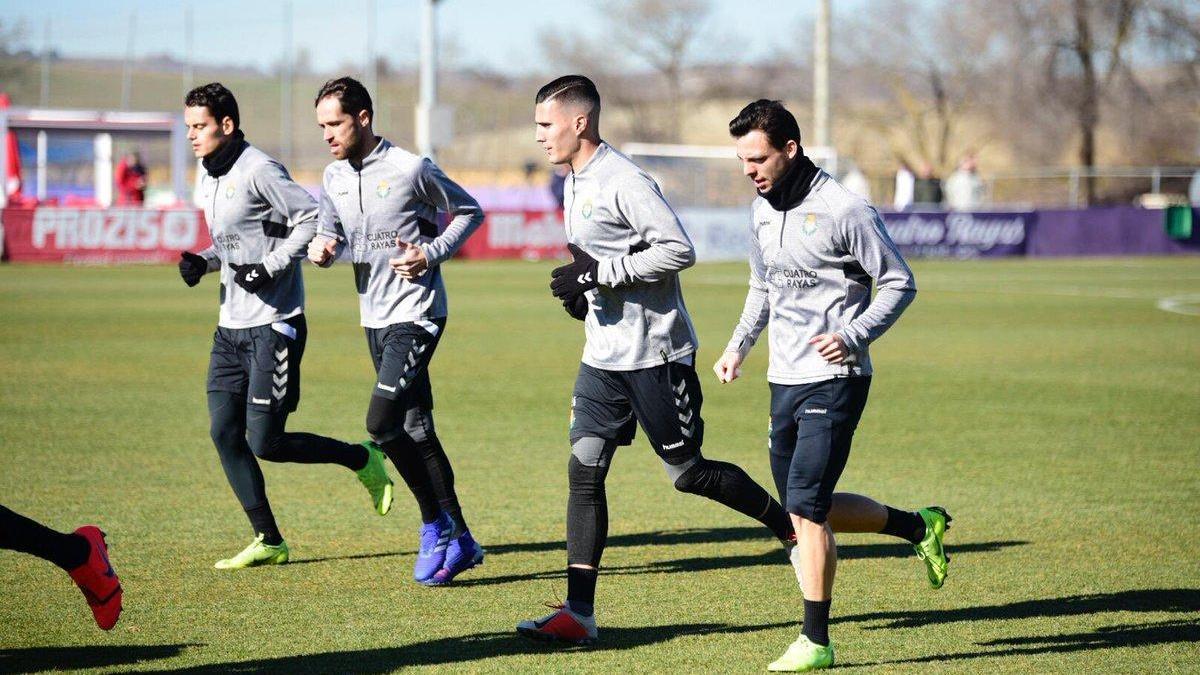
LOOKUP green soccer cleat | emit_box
[214,534,289,570]
[914,506,952,589]
[356,441,394,516]
[768,635,835,672]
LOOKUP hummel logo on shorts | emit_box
[804,408,827,414]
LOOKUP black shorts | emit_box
[364,319,445,408]
[769,376,871,522]
[569,359,704,466]
[206,314,306,413]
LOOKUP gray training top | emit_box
[316,138,484,328]
[724,170,917,385]
[194,143,317,329]
[565,142,699,371]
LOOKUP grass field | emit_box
[1,257,1198,674]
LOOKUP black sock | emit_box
[881,507,925,545]
[762,497,796,543]
[0,506,90,570]
[245,504,283,546]
[566,566,598,617]
[802,599,832,646]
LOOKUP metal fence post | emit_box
[1068,167,1079,207]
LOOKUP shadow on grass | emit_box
[837,588,1200,629]
[848,618,1200,667]
[160,622,792,673]
[452,540,1027,589]
[0,643,201,674]
[292,525,1025,568]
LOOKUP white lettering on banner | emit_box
[885,213,1027,250]
[28,208,203,250]
[487,212,566,249]
[883,215,947,246]
[945,213,1026,248]
[162,210,198,249]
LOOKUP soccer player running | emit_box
[716,100,950,671]
[177,83,394,570]
[517,76,797,645]
[307,78,486,585]
[1,505,121,629]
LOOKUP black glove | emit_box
[232,262,272,293]
[178,251,208,287]
[563,294,589,321]
[550,243,599,304]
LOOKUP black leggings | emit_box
[208,391,365,515]
[0,505,89,570]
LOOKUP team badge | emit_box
[376,180,391,198]
[581,199,593,219]
[225,183,236,199]
[801,213,818,235]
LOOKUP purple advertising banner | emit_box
[879,211,1032,258]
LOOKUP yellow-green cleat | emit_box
[768,635,834,672]
[214,534,289,570]
[914,506,952,589]
[356,441,394,516]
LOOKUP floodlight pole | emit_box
[417,0,440,161]
[40,19,51,107]
[813,0,831,149]
[365,0,378,98]
[184,5,194,94]
[121,11,136,110]
[281,0,294,168]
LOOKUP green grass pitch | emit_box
[1,257,1197,673]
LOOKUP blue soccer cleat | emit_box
[423,530,485,586]
[413,512,452,583]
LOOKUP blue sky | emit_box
[0,0,874,74]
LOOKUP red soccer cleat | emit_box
[67,526,122,630]
[517,603,598,646]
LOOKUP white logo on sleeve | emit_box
[577,272,593,284]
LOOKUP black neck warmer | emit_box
[760,151,820,212]
[202,130,247,178]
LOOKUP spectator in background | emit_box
[115,151,147,205]
[841,161,871,202]
[912,161,943,208]
[549,162,569,210]
[944,153,985,211]
[893,158,914,211]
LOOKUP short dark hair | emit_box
[315,77,374,118]
[536,75,601,115]
[728,99,801,150]
[185,82,240,129]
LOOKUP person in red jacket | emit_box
[115,151,147,205]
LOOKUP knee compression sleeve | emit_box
[365,395,404,444]
[567,437,615,567]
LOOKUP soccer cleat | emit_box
[914,506,952,589]
[423,531,485,586]
[782,534,804,592]
[67,526,122,630]
[214,534,289,570]
[768,634,835,672]
[356,441,394,516]
[413,512,452,582]
[517,603,598,646]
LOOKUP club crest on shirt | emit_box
[376,180,391,198]
[801,213,818,236]
[581,198,593,219]
[224,183,236,199]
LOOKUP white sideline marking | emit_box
[1156,294,1200,317]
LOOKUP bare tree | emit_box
[840,0,994,172]
[539,0,712,142]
